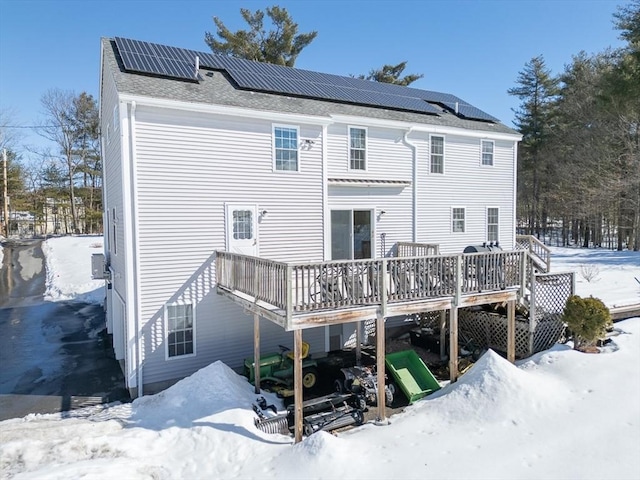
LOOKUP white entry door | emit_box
[226,204,258,256]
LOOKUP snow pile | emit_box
[2,322,639,479]
[127,361,282,430]
[42,235,105,304]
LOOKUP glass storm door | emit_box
[226,205,258,256]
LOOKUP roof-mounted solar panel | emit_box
[113,37,499,122]
[115,37,198,81]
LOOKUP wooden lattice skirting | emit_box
[459,308,565,359]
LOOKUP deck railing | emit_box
[396,242,440,256]
[516,235,551,272]
[216,249,527,316]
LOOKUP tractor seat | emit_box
[286,341,310,360]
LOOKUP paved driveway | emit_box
[0,239,129,421]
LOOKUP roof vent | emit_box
[455,102,459,114]
[194,56,200,79]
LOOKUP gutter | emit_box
[403,128,418,243]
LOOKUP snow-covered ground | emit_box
[0,238,638,479]
[549,246,640,308]
[42,235,105,304]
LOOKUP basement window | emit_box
[166,304,195,358]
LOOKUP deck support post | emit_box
[355,321,362,366]
[293,329,303,444]
[376,312,387,423]
[449,307,459,383]
[439,310,447,361]
[528,261,537,355]
[253,313,260,394]
[507,299,516,363]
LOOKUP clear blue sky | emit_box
[0,0,627,158]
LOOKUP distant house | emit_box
[34,198,86,236]
[99,37,527,398]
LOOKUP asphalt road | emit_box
[0,238,129,421]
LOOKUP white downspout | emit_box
[322,122,335,259]
[129,101,144,397]
[512,141,519,249]
[403,128,418,243]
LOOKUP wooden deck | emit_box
[216,246,527,442]
[215,249,526,330]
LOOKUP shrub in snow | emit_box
[579,263,600,283]
[563,295,611,350]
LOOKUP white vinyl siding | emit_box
[487,207,499,243]
[452,207,465,233]
[327,124,412,182]
[349,126,367,170]
[430,135,445,174]
[132,107,325,385]
[111,207,117,255]
[416,133,516,253]
[273,125,299,171]
[481,140,494,166]
[113,105,119,132]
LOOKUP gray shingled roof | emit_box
[101,38,518,136]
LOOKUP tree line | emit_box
[1,90,101,237]
[3,3,636,250]
[509,1,639,250]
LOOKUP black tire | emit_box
[385,383,396,407]
[303,423,315,436]
[334,378,345,393]
[302,367,318,389]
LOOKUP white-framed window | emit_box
[452,207,465,233]
[481,140,494,166]
[273,125,299,171]
[166,303,195,358]
[232,210,253,240]
[349,126,367,170]
[430,135,444,174]
[487,207,499,242]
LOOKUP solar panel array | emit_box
[114,37,498,122]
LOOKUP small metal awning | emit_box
[328,178,411,187]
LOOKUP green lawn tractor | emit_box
[243,342,319,398]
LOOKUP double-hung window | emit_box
[349,127,366,170]
[487,207,499,242]
[430,135,444,174]
[452,207,465,233]
[274,125,299,171]
[481,140,494,166]
[167,304,194,358]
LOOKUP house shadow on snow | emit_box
[553,248,640,267]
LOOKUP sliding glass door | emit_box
[330,209,372,260]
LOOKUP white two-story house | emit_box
[99,37,522,397]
